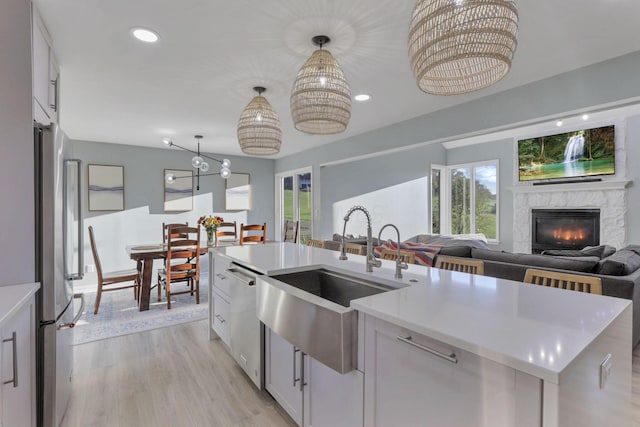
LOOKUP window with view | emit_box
[431,161,498,240]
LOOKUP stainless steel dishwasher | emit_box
[226,263,263,389]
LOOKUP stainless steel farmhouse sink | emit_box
[257,268,399,374]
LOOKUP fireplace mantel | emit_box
[510,179,631,194]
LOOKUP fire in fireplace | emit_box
[531,209,600,253]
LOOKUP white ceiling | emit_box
[35,0,640,158]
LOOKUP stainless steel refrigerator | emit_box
[34,123,85,427]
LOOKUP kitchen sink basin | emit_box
[257,268,400,374]
[270,268,395,307]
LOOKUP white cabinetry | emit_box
[1,295,35,427]
[32,7,59,124]
[265,327,364,427]
[363,315,541,427]
[209,252,231,346]
[265,328,302,425]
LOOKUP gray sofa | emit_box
[434,245,640,347]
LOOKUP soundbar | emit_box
[532,177,602,186]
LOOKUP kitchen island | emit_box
[209,242,632,427]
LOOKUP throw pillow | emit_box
[542,245,616,259]
[598,249,640,276]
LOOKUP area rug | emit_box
[73,274,209,345]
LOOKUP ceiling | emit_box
[35,0,640,158]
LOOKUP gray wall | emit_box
[446,138,514,250]
[71,140,274,288]
[320,144,445,239]
[0,0,33,286]
[276,51,640,249]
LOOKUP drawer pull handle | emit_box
[397,335,457,364]
[215,314,226,324]
[293,347,300,386]
[3,332,18,387]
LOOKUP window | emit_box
[276,168,313,243]
[431,161,498,240]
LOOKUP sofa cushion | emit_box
[597,248,640,276]
[471,248,599,273]
[542,245,616,259]
[438,246,472,258]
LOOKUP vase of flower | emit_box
[206,229,215,247]
[198,215,224,248]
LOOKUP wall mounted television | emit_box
[517,125,615,182]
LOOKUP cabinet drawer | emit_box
[363,315,541,427]
[211,290,230,346]
[212,254,232,298]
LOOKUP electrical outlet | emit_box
[600,353,613,389]
[84,264,96,273]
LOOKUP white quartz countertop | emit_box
[212,243,631,383]
[0,283,40,327]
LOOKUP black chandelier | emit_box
[163,135,231,190]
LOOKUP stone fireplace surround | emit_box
[512,180,631,253]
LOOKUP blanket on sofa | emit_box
[374,240,442,266]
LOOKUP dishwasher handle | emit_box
[225,268,255,286]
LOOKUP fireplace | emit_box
[531,209,600,254]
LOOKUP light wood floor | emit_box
[61,320,295,427]
[62,319,640,427]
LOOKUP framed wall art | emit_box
[225,172,251,210]
[164,169,193,211]
[88,164,124,211]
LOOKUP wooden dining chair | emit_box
[158,221,191,299]
[158,226,201,309]
[88,226,141,314]
[306,239,326,249]
[162,222,188,243]
[435,256,485,275]
[523,268,602,295]
[283,220,299,243]
[239,223,267,245]
[216,221,237,244]
[341,243,366,256]
[380,248,416,264]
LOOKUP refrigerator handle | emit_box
[75,159,84,278]
[58,293,85,330]
[64,159,84,280]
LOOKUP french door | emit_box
[276,168,312,243]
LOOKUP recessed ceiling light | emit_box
[582,114,589,121]
[556,120,563,127]
[131,28,159,43]
[354,94,371,102]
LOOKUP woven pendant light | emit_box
[408,0,519,96]
[237,86,282,155]
[291,35,351,135]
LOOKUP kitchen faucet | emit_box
[376,223,408,279]
[340,205,381,272]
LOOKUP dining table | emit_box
[126,243,213,311]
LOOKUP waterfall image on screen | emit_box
[517,125,615,181]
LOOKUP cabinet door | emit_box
[2,299,35,427]
[303,356,363,427]
[211,289,230,346]
[212,253,232,298]
[363,316,540,427]
[265,328,302,425]
[32,18,51,124]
